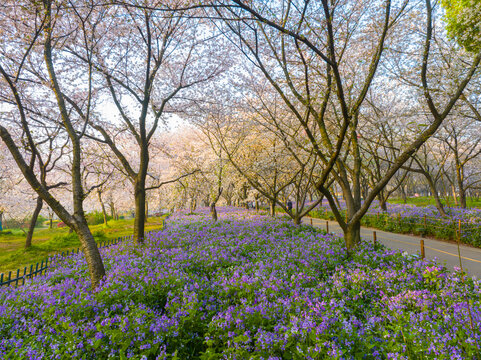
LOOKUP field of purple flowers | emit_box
[1,208,480,359]
[311,200,481,246]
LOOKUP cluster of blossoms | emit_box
[1,207,480,359]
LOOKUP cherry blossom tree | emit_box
[208,0,481,251]
[0,0,105,287]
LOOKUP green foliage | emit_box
[389,196,481,208]
[310,208,481,246]
[35,215,47,228]
[86,211,112,225]
[0,230,13,236]
[442,0,481,52]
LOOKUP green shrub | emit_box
[86,211,112,225]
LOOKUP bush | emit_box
[86,211,112,225]
[35,215,47,228]
[0,230,13,236]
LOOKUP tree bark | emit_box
[109,201,117,220]
[74,218,106,288]
[344,221,361,253]
[400,186,407,204]
[424,175,446,215]
[451,183,459,206]
[133,179,146,243]
[97,189,108,226]
[210,202,218,222]
[378,192,388,212]
[25,197,43,249]
[269,199,276,217]
[456,167,467,208]
[145,200,149,222]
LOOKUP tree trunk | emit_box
[0,211,3,231]
[255,198,259,211]
[424,175,446,216]
[400,186,407,204]
[97,189,108,226]
[145,200,149,222]
[25,197,43,249]
[344,221,361,253]
[451,184,459,206]
[109,201,117,221]
[133,179,146,244]
[210,202,218,222]
[190,197,197,213]
[457,173,467,209]
[293,216,301,225]
[74,218,105,289]
[269,199,276,217]
[377,191,387,212]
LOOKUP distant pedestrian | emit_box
[287,200,293,211]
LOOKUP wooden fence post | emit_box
[420,239,425,259]
[310,218,313,226]
[373,231,377,245]
[326,221,329,233]
[458,220,462,241]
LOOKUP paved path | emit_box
[304,217,481,278]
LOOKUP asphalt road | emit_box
[304,217,481,279]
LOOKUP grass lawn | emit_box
[0,216,165,275]
[388,195,481,208]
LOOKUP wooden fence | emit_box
[0,236,130,288]
[0,217,167,289]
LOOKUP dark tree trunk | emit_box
[269,199,276,217]
[378,192,387,212]
[210,202,218,222]
[25,197,43,249]
[97,189,108,226]
[73,218,105,288]
[344,221,361,253]
[133,179,146,244]
[109,201,117,220]
[457,173,467,208]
